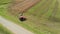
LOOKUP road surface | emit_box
[0,16,34,34]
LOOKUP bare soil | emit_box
[8,0,40,16]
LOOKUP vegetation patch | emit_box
[0,0,60,34]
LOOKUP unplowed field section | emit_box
[8,0,40,15]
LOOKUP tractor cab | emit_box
[19,11,27,21]
[19,16,27,21]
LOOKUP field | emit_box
[0,0,60,34]
[0,24,13,34]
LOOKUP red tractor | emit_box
[19,16,27,21]
[19,11,27,21]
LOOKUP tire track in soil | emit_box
[23,0,47,26]
[39,0,54,18]
[26,0,54,28]
[50,1,58,18]
[32,0,53,17]
[49,1,59,22]
[28,0,48,15]
[28,0,58,32]
[25,0,53,28]
[26,0,52,22]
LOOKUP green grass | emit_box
[0,0,60,34]
[0,24,13,34]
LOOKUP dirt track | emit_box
[0,16,34,34]
[8,0,40,15]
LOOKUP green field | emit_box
[0,24,13,34]
[0,0,60,34]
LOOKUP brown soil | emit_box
[8,0,40,16]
